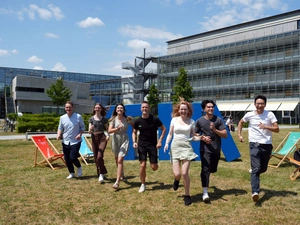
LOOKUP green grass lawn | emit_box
[0,129,299,225]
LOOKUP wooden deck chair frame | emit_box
[268,132,300,169]
[32,135,66,170]
[289,159,300,181]
[78,136,94,165]
[289,149,300,180]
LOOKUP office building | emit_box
[156,9,300,124]
[0,67,121,117]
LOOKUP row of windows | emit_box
[159,42,299,73]
[16,87,44,93]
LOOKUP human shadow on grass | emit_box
[253,188,298,207]
[219,157,243,162]
[192,186,247,204]
[113,180,166,192]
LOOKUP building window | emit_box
[297,20,300,29]
[283,111,290,117]
[16,87,44,93]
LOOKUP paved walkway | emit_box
[0,125,298,141]
[0,132,90,141]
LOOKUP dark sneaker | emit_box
[252,193,259,202]
[184,195,192,206]
[173,179,179,191]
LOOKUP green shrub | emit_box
[16,113,92,133]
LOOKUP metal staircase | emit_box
[122,49,158,103]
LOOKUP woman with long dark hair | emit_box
[108,103,133,189]
[88,103,109,183]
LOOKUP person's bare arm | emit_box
[237,119,245,142]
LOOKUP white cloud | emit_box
[175,0,187,4]
[0,49,18,56]
[119,25,182,40]
[33,66,43,70]
[157,0,187,6]
[11,49,18,54]
[27,55,43,63]
[45,33,59,38]
[0,49,9,56]
[47,4,65,20]
[77,17,105,28]
[127,39,151,49]
[199,10,238,31]
[22,4,65,20]
[28,4,52,20]
[51,62,66,71]
[0,8,24,20]
[199,0,288,32]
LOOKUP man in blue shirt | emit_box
[57,101,85,179]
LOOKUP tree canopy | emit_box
[46,77,72,111]
[147,83,160,114]
[171,68,194,104]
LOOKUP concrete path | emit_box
[0,132,90,141]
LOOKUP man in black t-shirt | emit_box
[132,101,166,193]
[194,100,227,203]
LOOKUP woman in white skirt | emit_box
[164,100,199,206]
[108,103,133,189]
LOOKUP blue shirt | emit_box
[58,112,85,145]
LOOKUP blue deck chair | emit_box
[268,132,300,169]
[79,136,94,165]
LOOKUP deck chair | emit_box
[78,136,94,165]
[32,135,66,170]
[289,150,300,181]
[268,132,300,169]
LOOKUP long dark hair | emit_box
[92,103,107,116]
[112,103,127,117]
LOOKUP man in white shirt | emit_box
[57,101,85,179]
[237,95,279,202]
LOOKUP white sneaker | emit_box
[202,193,210,203]
[99,174,104,183]
[66,173,75,179]
[138,184,146,193]
[77,167,82,177]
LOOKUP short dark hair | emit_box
[65,101,73,107]
[254,95,267,104]
[201,100,216,109]
[142,101,150,106]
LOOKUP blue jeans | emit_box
[62,142,82,173]
[249,142,273,194]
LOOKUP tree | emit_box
[172,68,194,104]
[46,77,72,114]
[147,83,160,115]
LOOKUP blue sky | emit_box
[0,0,299,77]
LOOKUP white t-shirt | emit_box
[242,110,277,144]
[170,117,195,141]
[226,118,232,126]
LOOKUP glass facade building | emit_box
[0,67,121,118]
[156,9,300,124]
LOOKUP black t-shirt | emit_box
[194,115,225,154]
[133,114,163,146]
